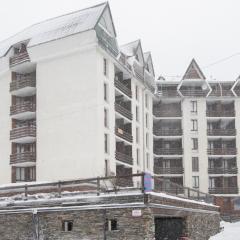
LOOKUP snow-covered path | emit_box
[210,221,240,240]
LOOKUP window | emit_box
[135,85,139,101]
[136,106,139,122]
[136,127,139,144]
[105,159,109,177]
[103,58,108,76]
[191,101,197,113]
[16,167,25,181]
[104,108,108,128]
[15,167,35,182]
[146,153,150,169]
[192,157,199,172]
[192,138,198,150]
[106,219,118,231]
[146,133,149,149]
[104,83,108,102]
[145,94,149,109]
[145,113,149,128]
[136,148,140,166]
[192,176,199,188]
[62,220,73,232]
[104,134,109,154]
[191,119,198,131]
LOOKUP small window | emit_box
[145,113,149,128]
[105,159,109,177]
[145,94,149,109]
[104,83,108,102]
[136,106,139,122]
[104,108,108,128]
[192,176,199,188]
[62,220,73,232]
[136,127,139,144]
[103,58,108,76]
[191,119,198,131]
[146,153,150,169]
[191,101,197,113]
[104,134,109,154]
[192,157,199,172]
[136,148,140,166]
[146,133,149,149]
[135,85,139,101]
[192,138,198,150]
[106,219,118,231]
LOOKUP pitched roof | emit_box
[0,2,108,57]
[182,58,206,80]
[120,40,140,57]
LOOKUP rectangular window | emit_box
[103,58,108,76]
[104,134,109,154]
[105,159,109,177]
[15,167,35,182]
[16,168,25,181]
[192,176,199,188]
[106,219,118,231]
[136,106,139,122]
[192,157,199,172]
[145,113,149,128]
[145,94,149,109]
[104,83,108,102]
[192,138,198,150]
[191,101,197,113]
[104,108,108,128]
[146,133,149,149]
[135,85,139,101]
[146,153,150,169]
[136,148,140,166]
[191,119,198,131]
[62,220,73,232]
[136,127,139,144]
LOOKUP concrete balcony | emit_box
[10,152,36,166]
[10,74,36,97]
[154,148,183,155]
[153,128,182,136]
[207,148,237,155]
[10,103,36,120]
[115,103,132,120]
[115,127,133,143]
[10,126,36,143]
[115,151,133,165]
[209,187,238,194]
[154,167,184,175]
[207,129,236,136]
[114,78,132,98]
[208,167,238,174]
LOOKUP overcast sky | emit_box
[0,0,239,81]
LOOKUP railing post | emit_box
[24,185,28,199]
[97,177,100,196]
[57,181,62,198]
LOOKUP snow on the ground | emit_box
[210,221,240,240]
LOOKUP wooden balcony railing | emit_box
[115,103,132,120]
[208,167,238,174]
[10,76,36,92]
[179,89,209,97]
[209,187,239,194]
[10,103,36,116]
[153,108,182,118]
[154,148,183,155]
[207,148,237,155]
[115,151,133,165]
[154,167,184,175]
[10,152,36,165]
[10,51,30,66]
[153,128,182,136]
[10,126,36,140]
[115,127,133,143]
[114,79,132,98]
[157,90,180,98]
[206,110,235,117]
[207,129,236,136]
[209,90,234,97]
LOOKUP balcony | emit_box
[10,51,30,67]
[208,167,238,174]
[10,126,36,143]
[209,187,238,194]
[10,74,36,96]
[10,102,36,120]
[153,107,182,118]
[153,128,182,136]
[115,103,132,120]
[154,148,183,155]
[207,129,236,136]
[207,148,237,155]
[179,89,209,97]
[206,110,235,117]
[115,151,133,165]
[115,127,133,143]
[114,78,132,98]
[10,152,36,165]
[154,167,184,175]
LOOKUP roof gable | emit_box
[144,52,155,77]
[182,59,206,80]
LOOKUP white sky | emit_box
[0,0,239,81]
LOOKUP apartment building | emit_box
[153,59,240,202]
[0,2,155,184]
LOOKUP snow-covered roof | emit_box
[120,40,140,57]
[0,2,108,57]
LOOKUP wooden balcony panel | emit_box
[115,151,133,165]
[209,187,238,194]
[114,79,132,98]
[179,89,209,97]
[154,148,183,155]
[154,167,184,175]
[206,110,235,117]
[10,126,36,140]
[153,108,182,118]
[10,52,30,66]
[207,148,237,155]
[208,167,238,174]
[10,103,36,116]
[153,128,182,136]
[10,152,36,164]
[207,129,236,136]
[157,90,180,98]
[115,128,133,143]
[115,103,132,120]
[10,77,36,92]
